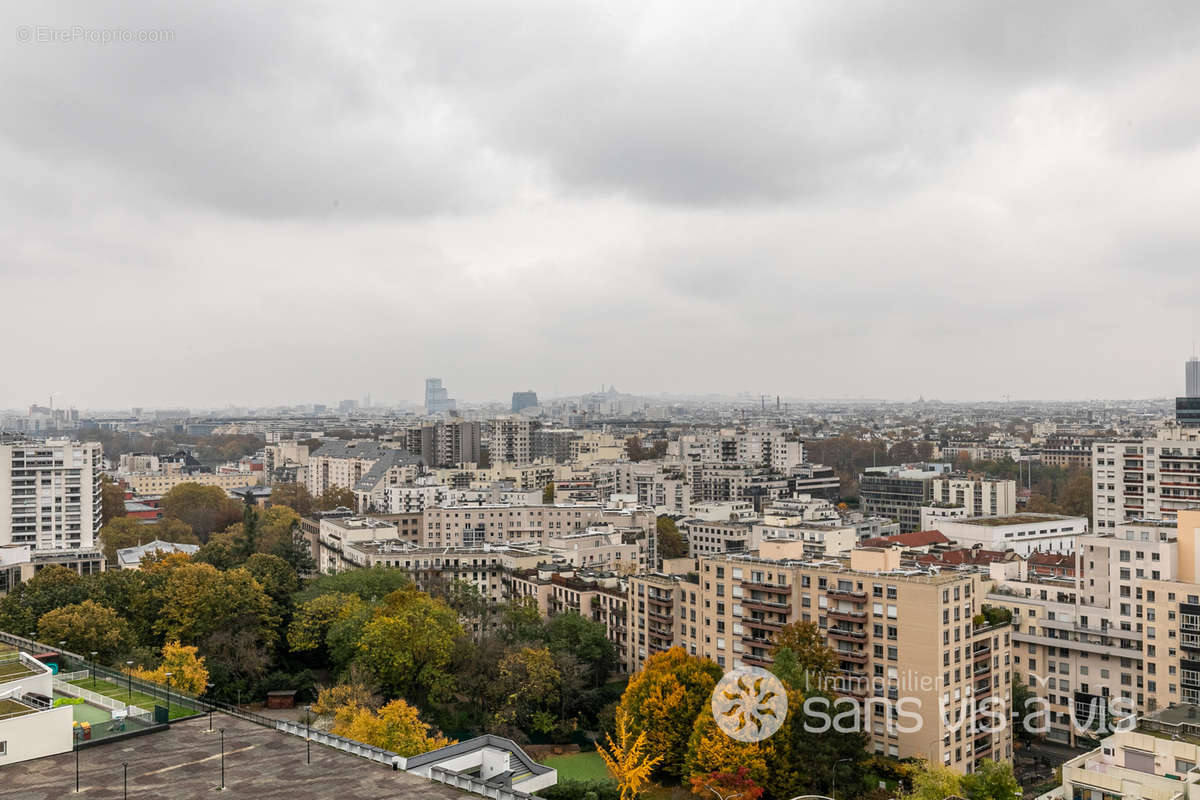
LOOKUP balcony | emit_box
[647,610,674,624]
[827,588,867,603]
[743,581,790,596]
[973,644,992,660]
[835,648,868,664]
[828,607,867,623]
[828,627,867,642]
[742,597,790,613]
[745,616,783,631]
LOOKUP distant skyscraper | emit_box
[1188,356,1200,397]
[511,391,538,413]
[1178,357,1200,426]
[424,378,456,414]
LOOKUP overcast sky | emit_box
[4,1,1200,409]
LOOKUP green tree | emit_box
[37,600,131,659]
[762,688,871,800]
[193,531,241,570]
[0,565,89,635]
[243,553,299,608]
[288,592,367,655]
[498,597,546,643]
[356,588,462,703]
[153,562,279,650]
[161,483,243,542]
[545,611,616,686]
[543,482,556,503]
[656,516,687,560]
[296,567,411,604]
[962,759,1021,800]
[899,760,963,800]
[98,517,153,564]
[492,646,561,734]
[618,647,724,779]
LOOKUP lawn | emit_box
[68,677,194,720]
[541,751,612,782]
[0,698,34,719]
[0,659,39,682]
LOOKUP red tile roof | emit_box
[860,530,951,549]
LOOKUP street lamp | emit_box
[125,661,133,700]
[90,651,98,688]
[830,757,852,800]
[122,761,128,800]
[306,705,312,765]
[164,672,173,719]
[206,683,215,732]
[219,728,225,789]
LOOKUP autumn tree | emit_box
[316,486,357,511]
[898,760,964,800]
[759,687,871,800]
[689,766,765,800]
[131,641,209,695]
[598,709,662,800]
[331,698,455,757]
[161,483,242,542]
[288,592,367,656]
[268,482,314,516]
[0,565,88,635]
[492,646,561,734]
[657,516,688,559]
[100,476,126,524]
[243,553,299,609]
[618,647,724,779]
[543,482,555,503]
[37,600,131,659]
[153,562,279,653]
[98,517,153,564]
[769,621,838,684]
[684,711,770,797]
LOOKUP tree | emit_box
[193,532,241,570]
[98,517,153,564]
[100,476,126,524]
[543,481,556,503]
[769,621,837,684]
[492,647,561,734]
[356,588,462,703]
[689,767,765,800]
[657,516,687,560]
[760,688,871,800]
[545,612,616,686]
[684,711,770,797]
[498,597,546,643]
[1011,676,1041,743]
[131,641,209,695]
[618,647,724,779]
[0,564,89,635]
[598,709,662,800]
[316,486,357,511]
[269,482,314,516]
[37,600,131,659]
[161,483,242,543]
[331,698,455,757]
[288,592,367,655]
[962,759,1021,800]
[296,567,410,604]
[153,562,279,651]
[311,670,381,715]
[898,760,963,800]
[243,553,299,608]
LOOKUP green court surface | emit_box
[68,677,194,720]
[540,751,612,782]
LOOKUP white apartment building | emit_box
[488,417,534,465]
[929,476,1017,518]
[936,513,1088,556]
[306,440,418,497]
[1093,427,1200,530]
[0,438,103,550]
[921,504,970,530]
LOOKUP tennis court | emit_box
[68,677,194,720]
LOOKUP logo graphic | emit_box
[711,666,787,742]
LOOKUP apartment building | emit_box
[0,545,105,596]
[929,476,1017,519]
[306,440,418,497]
[403,420,481,468]
[420,503,657,563]
[935,514,1089,556]
[424,378,455,414]
[0,438,103,550]
[859,464,951,533]
[510,566,630,663]
[1038,725,1200,800]
[988,512,1200,746]
[626,544,1013,773]
[262,441,309,484]
[546,527,646,572]
[681,519,760,558]
[428,461,565,492]
[1093,428,1200,530]
[488,417,535,465]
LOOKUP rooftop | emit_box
[3,712,473,800]
[956,513,1078,526]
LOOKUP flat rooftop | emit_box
[958,514,1077,526]
[5,713,472,799]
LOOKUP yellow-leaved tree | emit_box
[330,698,455,757]
[131,641,209,695]
[598,708,663,800]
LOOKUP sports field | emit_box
[68,677,194,720]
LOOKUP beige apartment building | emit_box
[988,510,1200,746]
[121,469,263,495]
[1093,427,1200,531]
[420,503,656,555]
[627,544,1013,774]
[510,566,630,664]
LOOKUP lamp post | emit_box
[206,682,215,732]
[75,746,79,792]
[830,757,851,800]
[219,728,225,789]
[122,761,128,800]
[306,705,312,765]
[125,661,133,700]
[90,651,98,688]
[58,640,66,673]
[164,672,173,719]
